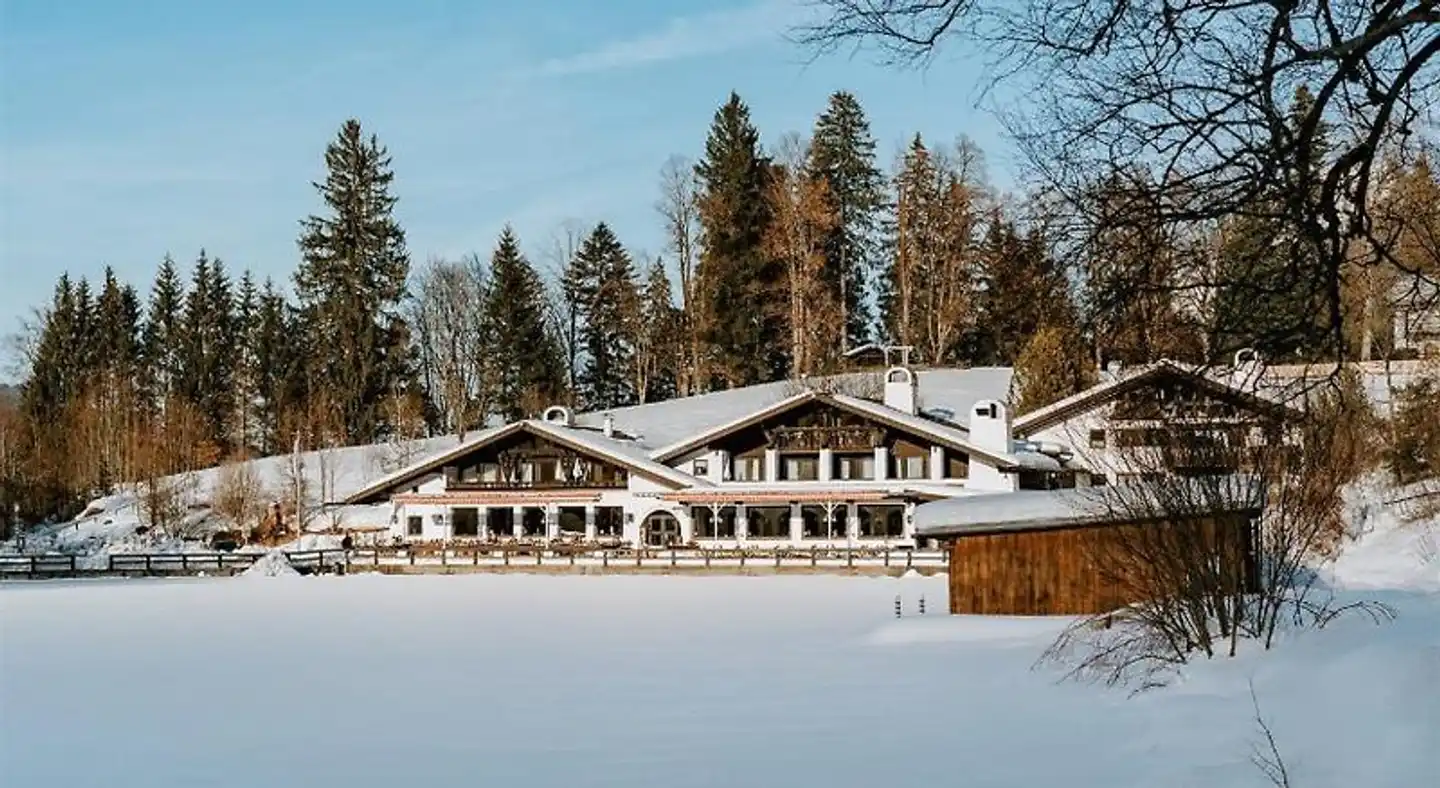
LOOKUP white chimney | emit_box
[1230,348,1263,392]
[883,367,918,415]
[968,399,1017,492]
[602,412,615,438]
[968,399,1012,455]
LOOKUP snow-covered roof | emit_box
[343,420,703,504]
[1012,359,1299,435]
[914,477,1265,537]
[571,367,1013,452]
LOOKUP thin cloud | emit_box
[539,0,808,77]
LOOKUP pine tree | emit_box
[141,255,186,409]
[808,91,884,348]
[1210,86,1333,361]
[23,275,79,422]
[1012,323,1097,416]
[972,215,1074,365]
[695,92,784,386]
[95,267,141,374]
[176,251,235,456]
[295,118,413,443]
[1078,169,1204,365]
[251,279,299,454]
[485,227,564,420]
[569,223,638,410]
[634,258,681,403]
[232,271,259,453]
[70,277,96,379]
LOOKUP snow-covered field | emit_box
[3,571,1437,787]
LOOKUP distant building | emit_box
[1391,275,1440,358]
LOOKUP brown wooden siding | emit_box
[944,514,1258,616]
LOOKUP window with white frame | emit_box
[733,456,763,481]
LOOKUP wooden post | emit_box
[775,549,781,568]
[635,549,642,567]
[181,554,188,572]
[441,550,447,567]
[146,555,152,575]
[811,545,817,567]
[739,551,746,568]
[603,550,609,568]
[670,548,677,567]
[704,549,711,568]
[409,551,415,566]
[847,549,854,568]
[883,550,890,567]
[906,551,913,570]
[108,554,116,572]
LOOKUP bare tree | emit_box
[407,255,490,438]
[765,134,844,376]
[543,219,590,403]
[656,155,704,395]
[797,0,1440,360]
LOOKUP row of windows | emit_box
[408,507,626,538]
[691,505,905,539]
[693,453,933,482]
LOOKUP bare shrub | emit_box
[1041,396,1395,688]
[1249,682,1292,788]
[212,458,267,542]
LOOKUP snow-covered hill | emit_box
[7,434,462,561]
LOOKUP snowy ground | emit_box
[4,476,1436,787]
[3,572,1437,787]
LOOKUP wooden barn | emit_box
[914,480,1264,616]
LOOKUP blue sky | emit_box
[0,0,1013,373]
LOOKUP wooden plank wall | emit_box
[946,514,1258,616]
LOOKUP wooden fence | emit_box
[0,545,947,580]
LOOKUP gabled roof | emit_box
[1012,359,1301,436]
[567,367,1012,451]
[649,389,1032,470]
[343,420,703,505]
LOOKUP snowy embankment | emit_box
[2,495,1437,788]
[4,435,460,562]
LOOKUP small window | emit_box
[693,458,710,477]
[1091,474,1108,487]
[406,516,423,536]
[1089,429,1106,449]
[896,455,928,479]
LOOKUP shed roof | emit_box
[914,477,1264,537]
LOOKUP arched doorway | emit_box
[642,511,682,547]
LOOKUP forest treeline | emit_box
[2,89,1437,523]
